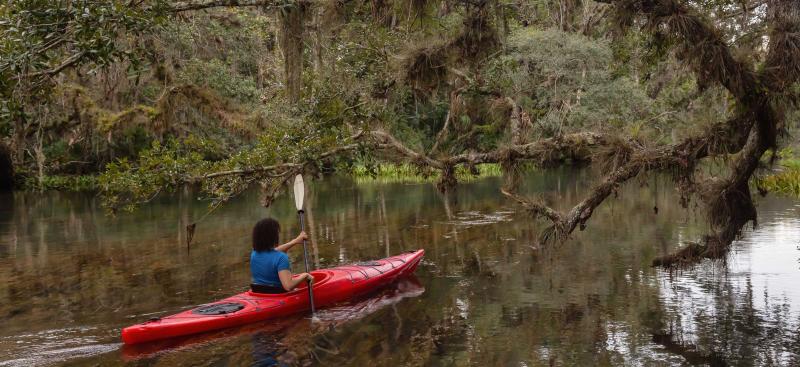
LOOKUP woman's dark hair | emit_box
[252,218,280,251]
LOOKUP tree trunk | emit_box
[278,3,306,104]
[311,4,324,75]
[508,98,531,146]
[12,113,26,163]
[0,141,14,192]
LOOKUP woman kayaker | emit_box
[250,218,314,294]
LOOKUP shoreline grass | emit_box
[18,164,505,192]
[350,163,503,184]
[21,175,99,192]
[758,158,800,197]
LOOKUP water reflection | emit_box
[250,332,282,367]
[0,169,799,365]
[656,198,800,366]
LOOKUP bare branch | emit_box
[429,110,451,156]
[448,132,608,166]
[559,161,642,234]
[368,130,445,169]
[201,162,300,179]
[168,0,281,12]
[199,142,361,180]
[430,86,466,156]
[499,109,755,249]
[501,188,563,224]
[23,51,86,78]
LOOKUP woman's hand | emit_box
[282,271,314,291]
[275,232,308,253]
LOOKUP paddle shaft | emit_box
[297,210,316,313]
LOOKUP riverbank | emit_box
[758,158,800,197]
[350,163,503,183]
[14,163,505,192]
[19,159,800,199]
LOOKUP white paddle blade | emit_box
[293,174,305,211]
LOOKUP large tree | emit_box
[3,0,799,268]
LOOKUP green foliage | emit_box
[177,59,261,103]
[163,10,273,105]
[485,29,657,137]
[23,174,98,191]
[758,148,800,197]
[4,0,792,222]
[0,0,167,121]
[99,136,220,212]
[350,163,503,184]
[758,167,800,197]
[99,111,356,212]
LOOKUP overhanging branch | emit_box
[198,141,362,180]
[168,0,281,12]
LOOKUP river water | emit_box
[1,169,799,366]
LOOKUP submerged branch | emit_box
[500,189,564,225]
[368,130,446,169]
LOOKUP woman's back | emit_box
[250,218,312,293]
[250,249,290,287]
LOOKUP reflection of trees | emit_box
[657,272,800,365]
[288,172,798,366]
[291,171,692,365]
[0,190,261,338]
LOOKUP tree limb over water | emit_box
[102,0,797,268]
[358,0,799,267]
[4,0,799,270]
[503,0,800,267]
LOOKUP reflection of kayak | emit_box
[313,275,425,325]
[121,276,425,359]
[122,249,425,345]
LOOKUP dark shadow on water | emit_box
[651,332,728,366]
[251,331,288,367]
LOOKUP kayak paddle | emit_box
[293,174,316,315]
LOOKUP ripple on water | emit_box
[3,175,800,366]
[0,326,120,367]
[441,209,515,227]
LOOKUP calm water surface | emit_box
[1,170,799,366]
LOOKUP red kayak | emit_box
[121,277,425,359]
[121,249,425,344]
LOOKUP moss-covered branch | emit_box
[504,0,799,267]
[169,0,281,12]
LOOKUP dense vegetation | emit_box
[1,0,798,267]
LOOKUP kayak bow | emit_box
[121,249,425,345]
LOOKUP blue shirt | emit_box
[250,250,291,287]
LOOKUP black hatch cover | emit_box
[191,302,245,315]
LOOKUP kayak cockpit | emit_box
[246,270,332,297]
